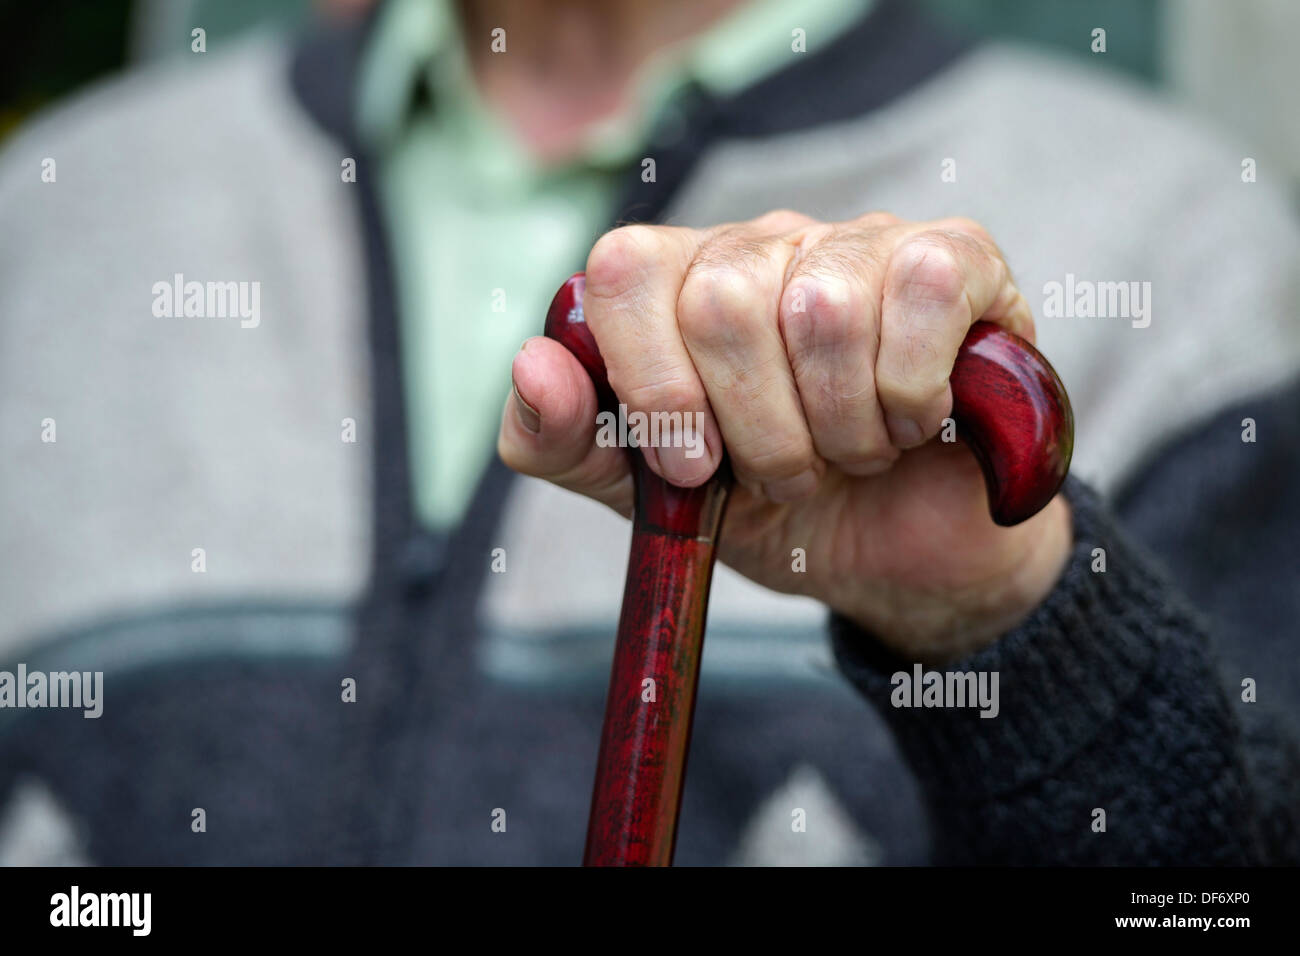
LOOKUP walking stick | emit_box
[544,272,1073,866]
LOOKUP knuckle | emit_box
[806,390,894,463]
[780,273,863,356]
[877,340,949,406]
[677,261,765,346]
[941,225,1001,271]
[585,225,661,301]
[889,231,961,299]
[808,372,880,437]
[887,232,967,306]
[873,327,946,403]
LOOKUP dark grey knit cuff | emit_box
[830,476,1197,803]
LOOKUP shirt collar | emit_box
[357,0,873,165]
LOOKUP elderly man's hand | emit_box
[499,211,1071,663]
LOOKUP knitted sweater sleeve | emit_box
[829,477,1300,864]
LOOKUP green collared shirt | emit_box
[357,0,870,529]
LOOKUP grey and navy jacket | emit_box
[2,1,1298,865]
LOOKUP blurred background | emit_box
[2,0,1298,195]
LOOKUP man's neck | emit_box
[458,0,744,162]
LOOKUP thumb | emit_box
[497,336,634,516]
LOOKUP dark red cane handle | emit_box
[544,271,1073,866]
[544,272,1073,526]
[949,322,1074,525]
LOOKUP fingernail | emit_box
[654,441,715,486]
[763,468,821,503]
[886,415,923,448]
[512,379,541,433]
